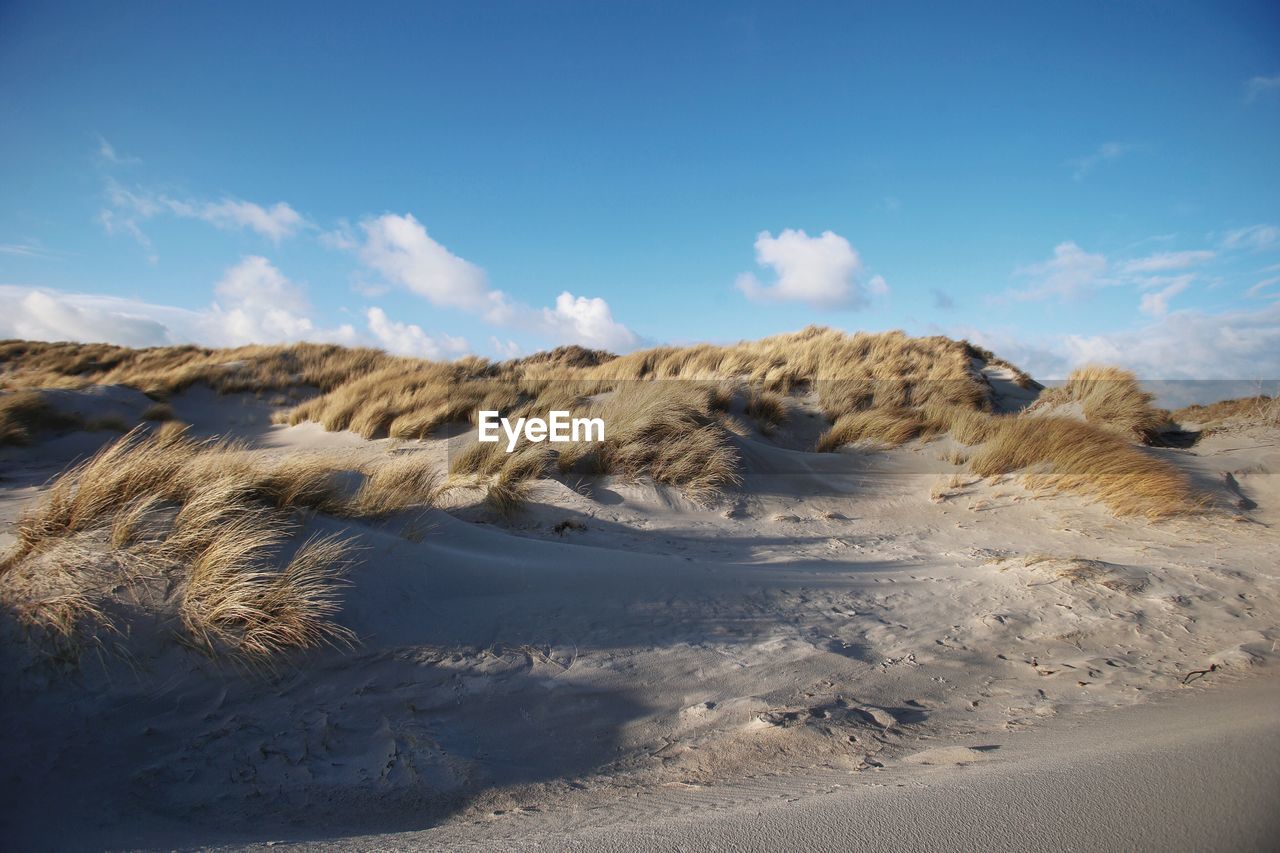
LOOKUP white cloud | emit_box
[490,337,522,359]
[199,200,305,243]
[539,291,638,350]
[953,301,1280,380]
[735,229,878,309]
[100,178,307,255]
[356,213,496,314]
[1221,224,1280,251]
[349,212,639,351]
[1068,142,1134,181]
[1120,250,1215,274]
[1062,303,1280,379]
[1138,277,1191,317]
[365,306,468,359]
[0,286,189,348]
[1245,74,1280,102]
[0,259,497,357]
[205,256,342,346]
[1010,241,1110,301]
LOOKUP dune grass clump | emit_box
[351,453,442,518]
[1037,365,1167,441]
[589,383,740,503]
[745,389,788,433]
[966,416,1196,518]
[0,428,449,660]
[0,390,85,445]
[817,408,934,451]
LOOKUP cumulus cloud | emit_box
[735,229,881,309]
[365,306,468,359]
[539,292,638,350]
[357,214,496,314]
[1221,224,1279,251]
[1010,241,1111,301]
[0,259,487,358]
[1068,141,1134,181]
[0,285,190,348]
[348,213,638,351]
[204,256,345,346]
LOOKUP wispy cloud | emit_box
[95,134,141,166]
[1067,141,1135,181]
[1120,250,1215,274]
[1245,74,1280,102]
[735,229,886,309]
[0,240,62,260]
[101,178,307,251]
[1008,241,1220,315]
[1221,223,1280,251]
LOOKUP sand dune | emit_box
[1,337,1277,849]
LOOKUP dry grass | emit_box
[1172,395,1278,428]
[352,454,442,518]
[966,416,1197,518]
[1,339,396,397]
[141,402,174,421]
[6,331,1203,520]
[745,389,788,433]
[0,390,84,445]
[1035,365,1167,441]
[0,428,446,660]
[817,408,935,451]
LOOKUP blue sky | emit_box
[2,1,1278,379]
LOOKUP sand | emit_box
[1,385,1277,850]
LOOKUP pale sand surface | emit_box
[1,386,1277,850]
[249,675,1280,852]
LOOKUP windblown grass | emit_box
[1035,365,1168,441]
[7,331,1199,519]
[966,416,1196,518]
[0,428,445,660]
[0,390,85,445]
